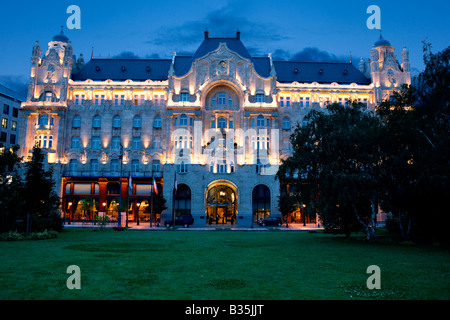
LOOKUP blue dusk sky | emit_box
[0,0,448,97]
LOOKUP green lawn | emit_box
[0,228,449,300]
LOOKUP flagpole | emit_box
[150,184,153,228]
[126,171,130,228]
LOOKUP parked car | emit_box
[258,217,282,227]
[165,215,194,228]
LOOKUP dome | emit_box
[374,33,391,47]
[52,27,69,43]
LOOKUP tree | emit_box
[0,144,24,233]
[278,101,384,240]
[376,43,450,243]
[23,147,61,232]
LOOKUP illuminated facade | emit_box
[18,29,411,226]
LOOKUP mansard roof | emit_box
[71,36,371,85]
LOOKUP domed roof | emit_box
[374,33,391,47]
[52,26,69,43]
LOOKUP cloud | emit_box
[0,75,28,100]
[272,47,347,62]
[147,4,291,51]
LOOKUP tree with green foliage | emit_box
[278,101,384,240]
[23,147,62,232]
[0,144,24,233]
[376,43,450,243]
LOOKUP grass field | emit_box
[0,228,449,300]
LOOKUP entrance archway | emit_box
[252,185,271,224]
[206,182,237,225]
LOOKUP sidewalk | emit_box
[63,222,323,232]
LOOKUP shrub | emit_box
[0,230,58,241]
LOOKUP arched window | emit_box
[174,184,191,216]
[218,118,227,129]
[179,114,188,126]
[257,115,265,127]
[72,115,81,128]
[133,115,142,128]
[39,114,49,126]
[92,115,101,128]
[252,185,271,223]
[282,117,291,130]
[112,115,121,128]
[153,116,162,128]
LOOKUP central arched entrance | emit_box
[206,182,237,225]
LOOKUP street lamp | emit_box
[136,202,140,226]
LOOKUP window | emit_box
[92,115,101,128]
[45,92,53,102]
[1,118,7,129]
[39,114,48,125]
[114,94,125,106]
[189,117,194,126]
[211,120,216,129]
[286,97,291,107]
[75,94,85,105]
[132,137,140,150]
[153,116,162,128]
[71,136,80,149]
[305,97,310,108]
[177,161,188,173]
[279,97,284,107]
[212,96,217,107]
[48,136,53,148]
[133,116,142,128]
[302,118,310,127]
[228,96,233,107]
[94,94,105,106]
[282,117,291,130]
[69,159,78,173]
[299,97,304,107]
[9,134,16,144]
[112,137,120,149]
[12,107,18,118]
[179,114,188,126]
[91,137,101,149]
[173,184,191,216]
[112,115,121,128]
[153,137,161,149]
[152,160,160,173]
[131,159,139,173]
[134,94,145,105]
[3,104,9,115]
[218,93,226,105]
[266,118,271,127]
[217,162,226,173]
[11,121,17,131]
[218,118,227,129]
[90,159,99,173]
[181,93,189,102]
[256,94,264,103]
[257,115,265,127]
[110,159,119,173]
[72,115,81,128]
[252,185,271,223]
[251,118,255,127]
[0,132,6,142]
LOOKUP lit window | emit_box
[1,118,7,129]
[11,121,17,131]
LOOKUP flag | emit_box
[152,177,158,195]
[128,172,132,193]
[174,172,177,196]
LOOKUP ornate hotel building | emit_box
[17,29,411,226]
